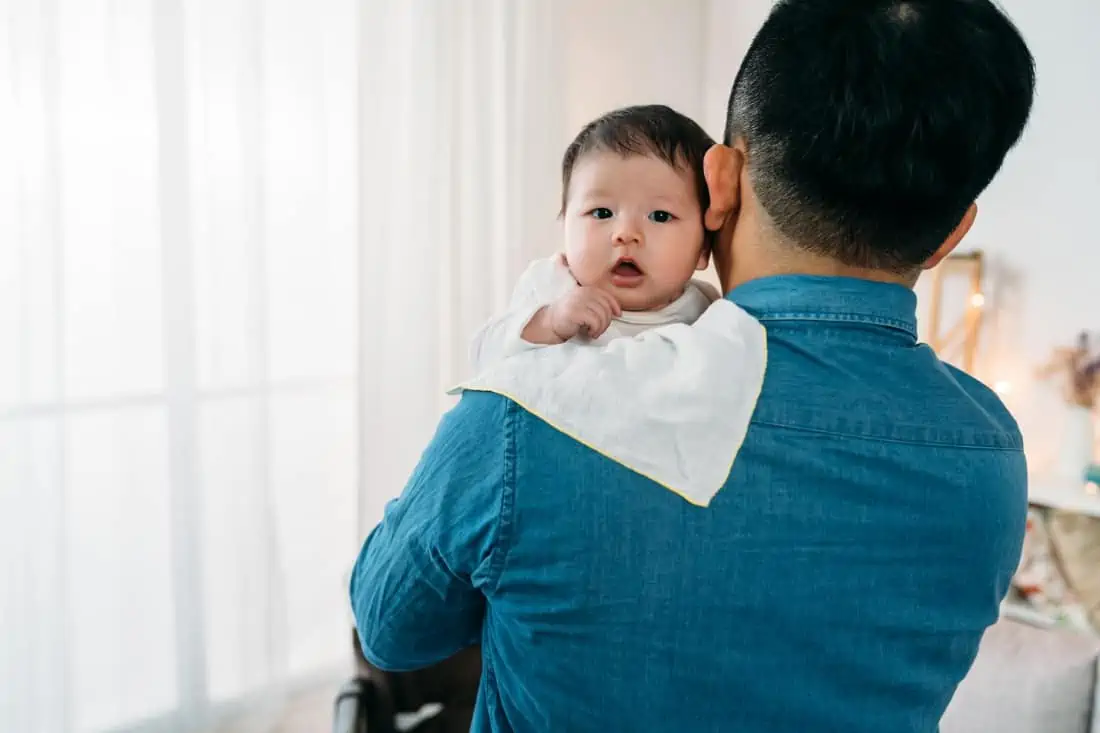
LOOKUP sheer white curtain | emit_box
[0,0,358,731]
[2,0,575,729]
[357,0,568,529]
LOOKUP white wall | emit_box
[701,0,773,138]
[561,0,708,134]
[700,0,1100,467]
[962,0,1100,467]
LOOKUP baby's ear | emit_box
[703,144,742,232]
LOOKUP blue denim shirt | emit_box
[351,275,1027,733]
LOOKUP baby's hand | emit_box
[547,286,622,341]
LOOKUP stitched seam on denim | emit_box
[757,311,916,337]
[481,630,501,721]
[485,397,517,596]
[752,419,1025,451]
[479,611,501,721]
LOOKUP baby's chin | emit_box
[614,285,685,313]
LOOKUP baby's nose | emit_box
[612,219,643,246]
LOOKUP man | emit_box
[350,1,1035,730]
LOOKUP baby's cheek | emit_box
[563,228,607,285]
[659,243,702,279]
[569,255,605,288]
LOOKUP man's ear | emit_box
[703,144,743,232]
[922,203,978,270]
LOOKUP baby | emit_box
[470,104,721,371]
[453,103,766,508]
[365,107,766,733]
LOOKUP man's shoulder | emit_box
[755,335,1024,452]
[448,389,514,429]
[454,389,629,474]
[420,391,517,472]
[453,389,581,442]
[451,389,556,438]
[941,362,1024,445]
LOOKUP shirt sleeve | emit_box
[349,391,513,671]
[468,255,576,373]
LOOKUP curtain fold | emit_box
[357,0,567,531]
[2,0,573,729]
[1,1,358,731]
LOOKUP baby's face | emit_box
[563,152,707,312]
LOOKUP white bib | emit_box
[449,299,767,507]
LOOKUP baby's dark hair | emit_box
[560,105,717,221]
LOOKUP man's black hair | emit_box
[561,105,716,221]
[727,0,1035,271]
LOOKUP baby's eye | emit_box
[649,210,675,223]
[589,208,613,220]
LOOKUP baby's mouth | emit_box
[612,258,644,277]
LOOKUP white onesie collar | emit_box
[614,280,720,328]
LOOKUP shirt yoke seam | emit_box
[757,312,916,336]
[752,418,1024,452]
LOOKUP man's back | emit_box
[472,276,1026,732]
[352,1,1037,728]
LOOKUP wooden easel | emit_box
[924,250,985,373]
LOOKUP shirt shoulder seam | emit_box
[483,395,517,594]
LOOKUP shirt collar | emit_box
[726,275,918,341]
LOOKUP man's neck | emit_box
[718,235,918,294]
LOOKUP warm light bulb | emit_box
[1086,483,1099,497]
[993,380,1013,396]
[970,293,986,309]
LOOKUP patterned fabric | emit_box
[1015,507,1100,633]
[1012,509,1086,624]
[1049,511,1100,632]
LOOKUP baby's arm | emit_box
[523,287,621,344]
[469,256,620,373]
[518,306,565,346]
[469,256,572,373]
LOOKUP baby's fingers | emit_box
[583,303,613,339]
[595,289,622,317]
